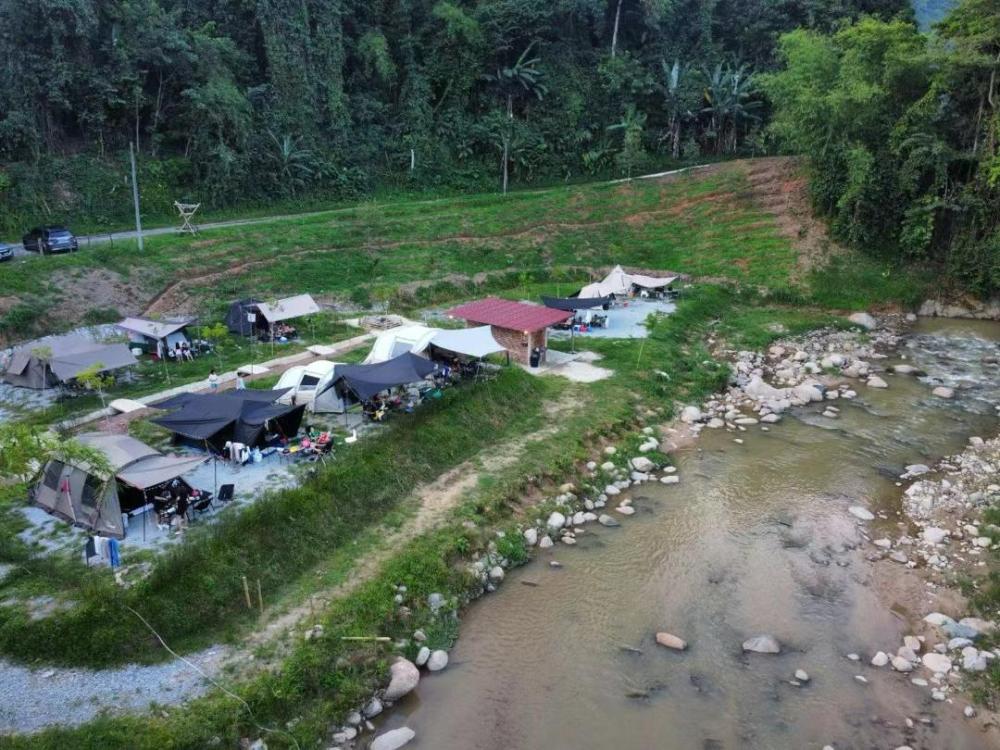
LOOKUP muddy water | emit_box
[386,319,1000,750]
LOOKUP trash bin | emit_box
[529,347,540,368]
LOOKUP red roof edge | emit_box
[447,297,572,333]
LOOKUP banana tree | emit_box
[701,63,762,154]
[481,41,547,194]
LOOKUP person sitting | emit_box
[181,342,194,361]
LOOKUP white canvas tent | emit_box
[256,294,320,323]
[274,360,337,406]
[578,265,677,298]
[364,325,439,364]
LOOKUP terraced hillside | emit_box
[0,158,822,344]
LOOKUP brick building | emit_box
[447,298,572,366]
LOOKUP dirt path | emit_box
[242,390,580,655]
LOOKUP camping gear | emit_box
[174,201,200,233]
[1,334,137,389]
[321,352,438,403]
[274,360,337,406]
[225,298,263,336]
[31,433,206,539]
[152,389,306,451]
[224,294,320,338]
[217,484,235,503]
[365,324,506,364]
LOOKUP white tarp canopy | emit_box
[364,325,439,364]
[578,265,677,298]
[429,326,506,359]
[117,454,208,490]
[364,325,506,364]
[256,294,320,323]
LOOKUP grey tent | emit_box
[31,433,206,539]
[225,298,263,336]
[224,294,319,337]
[1,334,137,389]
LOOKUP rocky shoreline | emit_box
[304,311,998,750]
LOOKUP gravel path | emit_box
[0,646,230,734]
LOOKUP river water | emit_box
[381,319,1000,750]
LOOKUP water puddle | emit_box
[378,318,999,749]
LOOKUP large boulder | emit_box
[849,312,878,330]
[630,456,655,473]
[384,658,420,701]
[921,653,952,674]
[866,375,889,389]
[427,650,449,672]
[546,512,567,532]
[680,405,703,423]
[371,727,417,750]
[792,384,824,403]
[742,635,781,654]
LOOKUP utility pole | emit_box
[129,141,144,252]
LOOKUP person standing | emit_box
[208,369,219,391]
[235,371,246,390]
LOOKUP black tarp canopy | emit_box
[541,295,612,311]
[151,389,305,449]
[318,352,437,402]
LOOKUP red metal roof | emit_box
[448,297,572,333]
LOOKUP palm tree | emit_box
[482,41,547,193]
[267,132,315,196]
[661,59,690,159]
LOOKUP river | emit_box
[376,318,1000,750]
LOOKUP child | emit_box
[208,369,219,391]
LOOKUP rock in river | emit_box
[523,527,538,546]
[742,635,781,654]
[891,656,914,672]
[849,506,875,521]
[371,727,416,750]
[384,658,420,701]
[849,312,877,330]
[598,514,620,527]
[546,512,566,532]
[655,632,688,650]
[932,386,954,399]
[427,650,449,672]
[415,646,430,667]
[866,375,889,389]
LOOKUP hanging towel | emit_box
[94,536,109,560]
[85,537,97,561]
[108,538,121,568]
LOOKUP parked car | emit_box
[0,243,12,262]
[22,226,79,254]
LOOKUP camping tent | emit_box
[225,298,263,336]
[313,352,437,412]
[364,325,439,364]
[274,360,337,406]
[151,389,306,449]
[577,265,677,299]
[224,294,320,337]
[31,433,206,539]
[427,326,506,359]
[117,317,191,357]
[1,334,137,389]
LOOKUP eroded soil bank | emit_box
[371,318,1000,750]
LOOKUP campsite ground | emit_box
[0,158,975,749]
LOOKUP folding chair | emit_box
[217,484,235,503]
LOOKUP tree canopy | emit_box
[763,0,1000,295]
[0,0,911,232]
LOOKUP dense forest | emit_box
[764,0,1000,296]
[0,0,912,232]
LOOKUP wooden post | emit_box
[130,141,144,252]
[242,575,252,609]
[256,578,263,612]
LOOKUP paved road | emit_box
[3,164,710,258]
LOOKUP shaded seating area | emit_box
[116,317,203,361]
[224,294,320,342]
[542,296,612,331]
[1,334,137,390]
[313,352,438,420]
[150,388,307,453]
[448,297,572,366]
[30,432,207,539]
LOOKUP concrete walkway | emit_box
[56,332,374,431]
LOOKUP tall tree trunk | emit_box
[610,0,623,58]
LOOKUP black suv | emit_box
[22,226,79,254]
[0,243,12,262]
